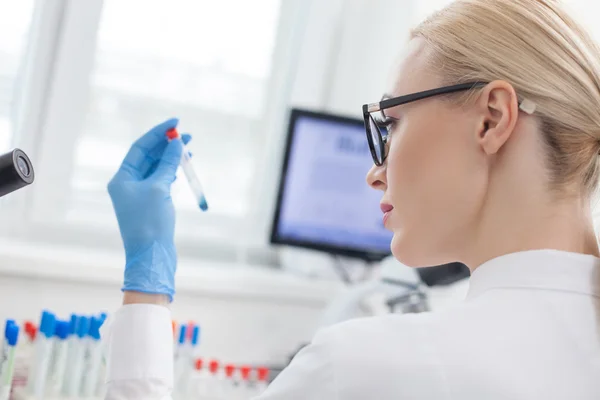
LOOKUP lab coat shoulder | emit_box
[257,312,450,400]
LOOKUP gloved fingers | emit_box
[135,118,179,150]
[153,139,184,183]
[118,118,179,180]
[143,133,191,179]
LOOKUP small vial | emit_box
[166,128,209,211]
[256,367,270,395]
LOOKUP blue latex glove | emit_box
[108,118,191,301]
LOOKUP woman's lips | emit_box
[381,203,393,226]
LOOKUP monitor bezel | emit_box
[269,108,391,262]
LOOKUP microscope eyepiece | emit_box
[0,149,34,197]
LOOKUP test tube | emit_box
[207,360,221,399]
[166,128,209,211]
[183,325,200,397]
[64,316,89,397]
[28,310,56,397]
[48,321,70,396]
[0,320,15,378]
[0,324,19,400]
[224,364,237,398]
[256,367,270,396]
[174,324,188,391]
[81,316,103,397]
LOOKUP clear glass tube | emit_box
[179,146,208,211]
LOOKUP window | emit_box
[71,0,282,222]
[5,0,311,257]
[0,0,34,150]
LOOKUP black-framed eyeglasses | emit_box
[362,82,488,166]
[362,81,538,166]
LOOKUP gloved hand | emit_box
[107,118,191,302]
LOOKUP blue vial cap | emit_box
[88,317,101,341]
[191,325,200,346]
[76,316,90,339]
[40,311,56,339]
[178,325,187,345]
[6,324,19,347]
[4,319,15,338]
[68,314,78,335]
[55,321,70,340]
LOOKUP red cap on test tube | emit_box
[240,365,252,381]
[224,364,236,378]
[257,367,270,382]
[166,128,180,140]
[209,360,220,375]
[195,358,203,371]
[24,321,37,341]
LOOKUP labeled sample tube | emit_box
[48,321,70,396]
[174,324,188,393]
[28,310,56,398]
[0,324,19,400]
[81,316,103,397]
[183,325,200,397]
[64,316,89,397]
[256,367,270,396]
[0,320,15,379]
[166,128,209,211]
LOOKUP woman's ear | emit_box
[475,80,520,155]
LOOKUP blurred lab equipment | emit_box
[0,310,108,400]
[0,149,34,198]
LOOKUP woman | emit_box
[104,0,600,398]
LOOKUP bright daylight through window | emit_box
[0,0,34,151]
[70,0,282,222]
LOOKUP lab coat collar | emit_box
[466,249,600,300]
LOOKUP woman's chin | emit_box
[390,230,447,268]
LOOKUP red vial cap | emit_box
[24,322,37,341]
[195,358,203,371]
[209,360,220,374]
[257,367,270,382]
[240,365,252,380]
[224,364,236,378]
[166,128,179,140]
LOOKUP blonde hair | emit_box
[412,0,600,196]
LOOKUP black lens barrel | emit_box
[0,149,34,198]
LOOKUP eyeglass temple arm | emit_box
[367,96,536,115]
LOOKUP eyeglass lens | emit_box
[367,111,388,165]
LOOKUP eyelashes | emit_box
[374,116,400,137]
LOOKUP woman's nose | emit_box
[366,163,387,191]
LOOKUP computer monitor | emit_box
[270,108,393,261]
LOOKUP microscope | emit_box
[0,148,34,197]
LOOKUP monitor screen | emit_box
[270,109,394,261]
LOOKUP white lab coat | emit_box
[103,250,600,399]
